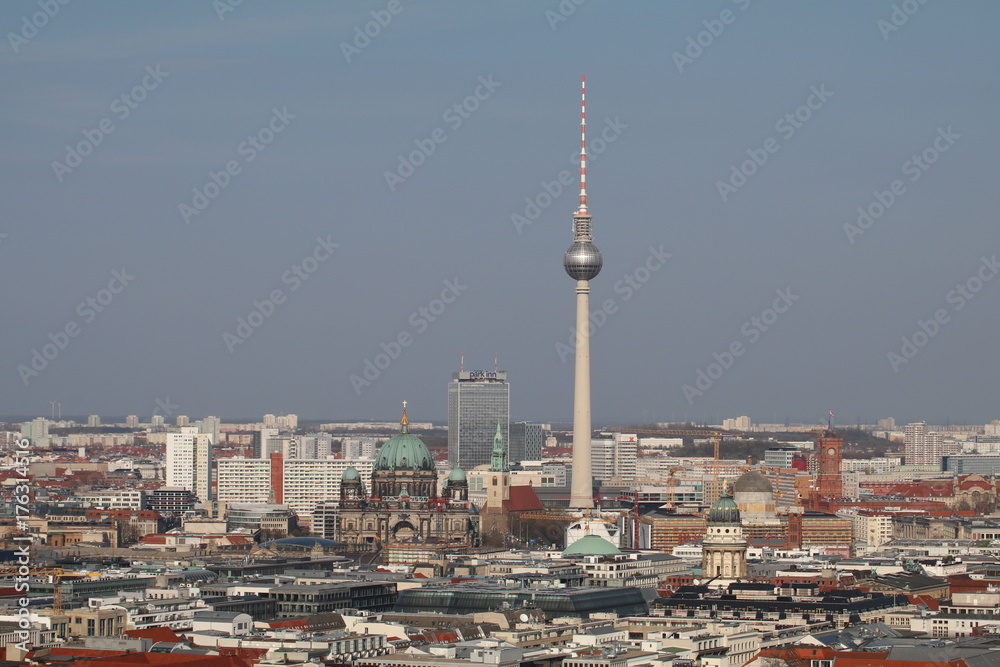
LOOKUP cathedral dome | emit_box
[342,466,361,481]
[733,471,773,494]
[708,494,741,524]
[448,467,467,482]
[373,407,435,472]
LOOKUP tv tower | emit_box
[564,74,603,510]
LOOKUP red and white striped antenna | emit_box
[579,74,587,213]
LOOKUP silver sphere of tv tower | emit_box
[564,239,602,280]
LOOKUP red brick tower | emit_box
[816,430,843,499]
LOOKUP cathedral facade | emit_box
[336,407,478,554]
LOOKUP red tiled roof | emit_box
[908,594,941,610]
[215,648,267,664]
[36,648,131,658]
[759,645,970,667]
[124,627,182,643]
[39,653,254,667]
[503,485,544,513]
[263,619,308,629]
[886,483,954,498]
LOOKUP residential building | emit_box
[592,434,638,483]
[281,457,374,526]
[216,457,273,505]
[165,427,213,502]
[74,489,145,511]
[905,421,956,466]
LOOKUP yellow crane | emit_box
[0,566,98,614]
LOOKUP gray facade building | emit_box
[509,421,543,464]
[447,369,509,469]
[943,454,1000,475]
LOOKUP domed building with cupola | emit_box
[335,405,478,563]
[701,484,748,587]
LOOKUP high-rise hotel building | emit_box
[448,369,509,469]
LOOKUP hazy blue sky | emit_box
[3,1,999,425]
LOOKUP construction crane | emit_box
[0,566,98,614]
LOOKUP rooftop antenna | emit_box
[460,351,464,373]
[494,352,498,373]
[50,401,57,420]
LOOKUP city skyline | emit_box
[5,3,1000,425]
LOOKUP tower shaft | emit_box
[570,280,594,509]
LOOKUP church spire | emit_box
[400,400,409,434]
[489,420,507,472]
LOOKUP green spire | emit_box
[489,420,507,472]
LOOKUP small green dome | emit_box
[562,535,621,557]
[448,467,467,483]
[342,466,361,481]
[708,494,741,524]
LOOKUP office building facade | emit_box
[447,369,509,469]
[509,421,543,464]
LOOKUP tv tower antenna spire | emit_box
[579,74,587,214]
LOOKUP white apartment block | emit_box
[343,438,378,459]
[198,416,220,443]
[20,418,50,441]
[591,434,638,483]
[280,458,374,526]
[841,457,897,474]
[638,437,684,451]
[216,457,376,525]
[216,458,273,505]
[722,416,752,431]
[165,427,213,502]
[75,489,145,511]
[841,511,894,547]
[904,421,957,466]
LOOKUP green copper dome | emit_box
[562,535,621,557]
[448,467,467,482]
[373,407,435,472]
[708,494,741,524]
[342,466,361,481]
